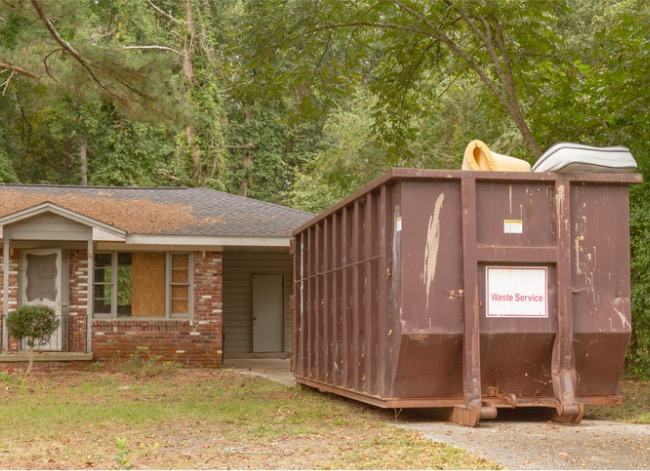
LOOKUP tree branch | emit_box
[146,0,181,25]
[391,1,507,107]
[29,0,122,99]
[123,45,183,55]
[43,48,62,81]
[394,0,541,157]
[0,60,39,79]
[1,70,14,95]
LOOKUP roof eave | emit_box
[96,234,291,251]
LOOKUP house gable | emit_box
[0,202,126,242]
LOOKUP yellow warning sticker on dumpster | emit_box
[504,219,523,234]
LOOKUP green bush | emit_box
[629,179,650,378]
[6,305,60,375]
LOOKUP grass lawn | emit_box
[0,365,497,470]
[585,379,650,423]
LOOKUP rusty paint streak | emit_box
[556,183,569,233]
[509,185,512,214]
[424,193,445,309]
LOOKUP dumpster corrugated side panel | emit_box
[293,183,400,399]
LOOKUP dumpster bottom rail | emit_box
[294,376,622,427]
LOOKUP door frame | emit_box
[251,273,284,353]
[19,248,65,351]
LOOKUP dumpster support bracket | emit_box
[551,178,580,421]
[459,176,482,426]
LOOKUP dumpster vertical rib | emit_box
[315,222,322,381]
[459,175,482,425]
[292,233,300,375]
[323,217,330,383]
[378,184,388,396]
[352,200,362,391]
[309,225,316,379]
[365,192,374,394]
[552,176,580,420]
[342,205,351,389]
[359,200,367,392]
[332,212,340,386]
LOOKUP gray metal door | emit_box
[252,274,283,353]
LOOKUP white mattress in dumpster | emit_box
[532,143,637,173]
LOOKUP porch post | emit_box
[2,237,9,352]
[86,239,93,354]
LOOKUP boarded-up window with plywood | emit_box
[132,253,165,317]
[170,253,190,318]
[93,251,192,319]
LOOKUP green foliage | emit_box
[114,437,132,470]
[6,305,59,349]
[6,305,60,375]
[0,371,25,389]
[0,144,18,183]
[289,88,390,212]
[90,119,176,187]
[586,379,650,423]
[117,347,178,379]
[629,175,650,378]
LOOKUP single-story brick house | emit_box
[0,184,313,369]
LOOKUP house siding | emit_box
[223,249,293,357]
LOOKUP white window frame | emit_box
[166,252,193,319]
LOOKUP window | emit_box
[93,252,192,319]
[169,253,190,318]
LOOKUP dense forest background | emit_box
[1,0,650,376]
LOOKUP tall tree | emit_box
[243,0,572,160]
[0,0,181,184]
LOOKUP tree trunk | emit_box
[239,154,252,197]
[79,133,88,186]
[26,344,34,376]
[182,0,202,181]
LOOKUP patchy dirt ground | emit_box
[231,359,650,470]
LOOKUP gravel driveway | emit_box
[399,413,650,470]
[225,359,650,470]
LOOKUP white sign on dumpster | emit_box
[486,266,548,318]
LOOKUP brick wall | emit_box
[1,249,223,368]
[0,248,20,350]
[68,249,88,352]
[91,251,223,367]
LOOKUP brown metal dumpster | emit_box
[291,169,642,426]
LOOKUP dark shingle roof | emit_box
[0,185,314,237]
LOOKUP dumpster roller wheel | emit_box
[552,402,585,424]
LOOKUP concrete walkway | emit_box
[223,358,296,387]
